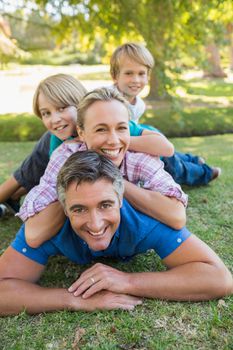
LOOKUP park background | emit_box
[0,1,233,349]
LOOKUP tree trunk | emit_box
[226,23,233,70]
[147,65,170,101]
[204,43,227,78]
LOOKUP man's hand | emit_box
[71,290,142,312]
[68,263,131,298]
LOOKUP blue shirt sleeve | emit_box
[135,223,191,259]
[11,224,60,265]
[129,121,144,136]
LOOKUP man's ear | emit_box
[77,126,85,142]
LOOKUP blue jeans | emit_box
[139,124,213,186]
[162,152,213,186]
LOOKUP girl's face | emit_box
[38,92,77,140]
[78,99,130,167]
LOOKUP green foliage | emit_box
[143,106,233,137]
[0,135,232,349]
[19,48,102,65]
[30,0,233,98]
[0,113,46,141]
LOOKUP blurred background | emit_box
[0,0,233,139]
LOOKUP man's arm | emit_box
[69,235,233,301]
[0,247,142,316]
[123,180,186,229]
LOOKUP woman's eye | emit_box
[118,126,128,131]
[58,107,66,112]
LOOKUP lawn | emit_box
[0,135,232,350]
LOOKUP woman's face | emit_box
[78,99,130,167]
[38,92,77,140]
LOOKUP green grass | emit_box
[0,135,233,349]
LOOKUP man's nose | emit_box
[87,210,104,233]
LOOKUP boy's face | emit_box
[65,179,121,252]
[38,92,77,141]
[114,57,149,103]
[77,99,130,167]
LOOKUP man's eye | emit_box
[73,207,85,214]
[101,203,112,209]
[96,128,106,132]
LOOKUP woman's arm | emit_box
[124,180,186,230]
[25,201,66,248]
[128,129,174,157]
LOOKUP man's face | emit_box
[65,179,121,251]
[113,56,149,103]
[77,99,130,167]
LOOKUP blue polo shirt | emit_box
[11,200,191,265]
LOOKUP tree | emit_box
[0,16,26,68]
[29,1,233,98]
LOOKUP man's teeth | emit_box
[102,149,120,156]
[88,228,105,236]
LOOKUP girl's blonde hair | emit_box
[33,74,87,118]
[110,42,154,79]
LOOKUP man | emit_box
[0,151,232,315]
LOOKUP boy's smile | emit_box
[38,92,77,140]
[114,57,149,103]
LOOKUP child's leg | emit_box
[13,131,51,192]
[0,176,22,203]
[175,151,201,164]
[162,152,214,186]
[0,132,51,216]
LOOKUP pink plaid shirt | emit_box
[17,141,188,221]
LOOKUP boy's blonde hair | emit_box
[110,43,154,79]
[77,87,130,129]
[33,74,87,118]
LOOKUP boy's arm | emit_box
[129,129,174,157]
[25,201,66,248]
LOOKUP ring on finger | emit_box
[90,277,95,284]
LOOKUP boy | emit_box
[110,42,221,186]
